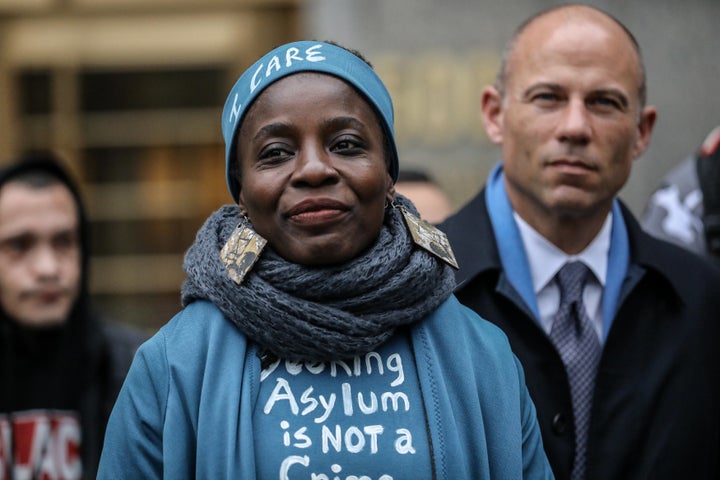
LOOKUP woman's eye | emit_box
[332,137,365,155]
[258,145,292,162]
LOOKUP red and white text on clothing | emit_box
[0,411,81,480]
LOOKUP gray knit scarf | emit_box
[181,195,456,362]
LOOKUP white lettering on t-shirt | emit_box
[260,348,419,480]
[0,410,82,480]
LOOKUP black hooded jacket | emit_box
[0,153,146,480]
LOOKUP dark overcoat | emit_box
[439,190,720,480]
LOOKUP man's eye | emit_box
[588,95,625,112]
[0,236,32,256]
[10,237,31,252]
[54,233,78,251]
[532,92,561,103]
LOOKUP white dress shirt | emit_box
[513,212,612,343]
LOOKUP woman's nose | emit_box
[291,143,340,186]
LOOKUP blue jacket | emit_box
[98,296,553,479]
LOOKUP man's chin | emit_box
[14,309,71,328]
[548,189,606,216]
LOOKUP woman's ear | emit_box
[237,190,247,214]
[387,174,396,204]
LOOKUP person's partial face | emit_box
[394,181,453,224]
[0,182,81,327]
[482,8,656,224]
[236,72,394,266]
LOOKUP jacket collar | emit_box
[442,183,697,304]
[620,201,703,307]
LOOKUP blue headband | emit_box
[221,41,399,202]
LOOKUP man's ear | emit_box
[633,105,657,160]
[481,85,505,145]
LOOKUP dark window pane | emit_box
[18,70,52,114]
[82,147,146,183]
[80,68,225,111]
[81,145,224,184]
[90,217,202,256]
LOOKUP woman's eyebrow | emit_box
[252,122,293,142]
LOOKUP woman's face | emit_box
[236,73,394,266]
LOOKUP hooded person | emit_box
[0,152,146,480]
[97,41,553,479]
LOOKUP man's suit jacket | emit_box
[439,189,720,480]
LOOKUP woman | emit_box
[97,41,552,479]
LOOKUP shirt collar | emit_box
[514,211,612,294]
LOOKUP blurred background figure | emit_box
[0,152,146,480]
[641,125,720,260]
[394,168,454,223]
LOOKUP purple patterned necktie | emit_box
[548,261,601,480]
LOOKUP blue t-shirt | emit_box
[254,333,432,479]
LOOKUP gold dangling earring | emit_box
[392,199,459,269]
[220,212,267,284]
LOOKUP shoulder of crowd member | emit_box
[97,317,149,384]
[630,207,720,295]
[101,318,148,360]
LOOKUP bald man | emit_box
[440,4,720,479]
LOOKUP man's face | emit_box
[482,9,656,225]
[0,182,81,327]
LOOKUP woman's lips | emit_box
[287,198,349,224]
